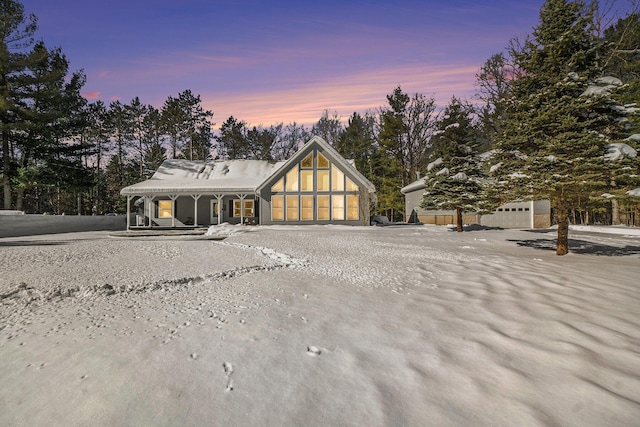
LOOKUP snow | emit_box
[121,159,286,194]
[435,167,449,176]
[1,225,639,426]
[427,157,443,171]
[451,171,467,181]
[605,142,637,161]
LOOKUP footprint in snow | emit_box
[307,346,321,356]
[223,362,234,391]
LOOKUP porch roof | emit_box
[121,159,286,196]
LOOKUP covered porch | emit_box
[123,192,259,231]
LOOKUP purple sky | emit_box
[18,0,631,128]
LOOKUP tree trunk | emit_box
[3,129,11,209]
[556,196,569,255]
[612,198,621,225]
[456,207,463,232]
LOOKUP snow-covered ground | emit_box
[1,224,639,426]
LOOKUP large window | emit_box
[332,165,344,191]
[269,149,361,222]
[317,195,330,220]
[317,170,329,191]
[347,195,359,220]
[332,195,344,220]
[286,166,299,191]
[286,196,298,220]
[301,170,313,191]
[272,195,284,221]
[158,200,173,218]
[301,195,313,220]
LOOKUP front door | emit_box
[210,200,219,225]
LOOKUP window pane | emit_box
[332,195,344,220]
[301,152,313,169]
[347,195,359,220]
[317,152,329,168]
[317,170,329,191]
[301,170,313,192]
[331,165,344,191]
[301,195,313,220]
[346,177,359,191]
[158,200,173,218]
[272,195,284,221]
[271,177,284,192]
[233,200,242,217]
[286,196,298,221]
[317,195,329,220]
[244,200,254,217]
[286,166,299,191]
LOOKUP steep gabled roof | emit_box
[120,159,286,195]
[256,136,376,194]
[121,136,376,197]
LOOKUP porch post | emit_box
[170,195,178,228]
[148,196,156,228]
[237,194,246,225]
[191,194,201,227]
[126,195,132,231]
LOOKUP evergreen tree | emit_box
[246,124,280,160]
[490,0,634,255]
[377,86,439,220]
[127,97,148,179]
[312,109,343,146]
[175,90,213,161]
[106,100,133,190]
[336,112,377,177]
[0,0,37,208]
[140,105,164,178]
[81,101,111,214]
[420,97,490,232]
[215,116,248,159]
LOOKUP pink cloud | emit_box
[204,63,480,129]
[82,91,101,100]
[97,71,109,78]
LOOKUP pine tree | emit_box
[490,0,634,255]
[420,97,489,232]
[1,0,37,208]
[215,116,248,159]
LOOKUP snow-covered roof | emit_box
[121,159,286,195]
[401,178,426,194]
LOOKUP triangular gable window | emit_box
[346,177,359,191]
[301,153,313,169]
[271,177,284,192]
[317,152,329,169]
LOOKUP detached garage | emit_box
[401,178,551,229]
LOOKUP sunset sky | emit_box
[18,0,633,128]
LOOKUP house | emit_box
[401,178,551,229]
[120,136,376,230]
